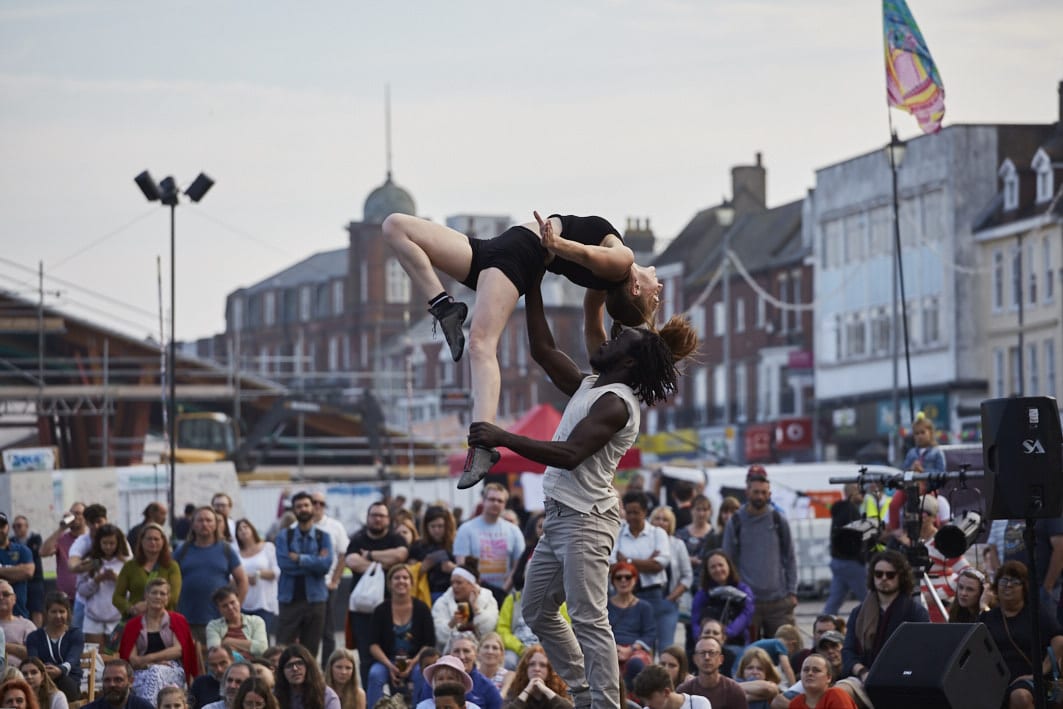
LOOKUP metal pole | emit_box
[1017,233,1025,393]
[169,204,177,520]
[38,261,44,387]
[103,339,109,466]
[889,146,901,464]
[722,239,731,429]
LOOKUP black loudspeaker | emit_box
[981,396,1063,520]
[865,622,1008,709]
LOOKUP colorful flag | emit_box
[883,0,945,134]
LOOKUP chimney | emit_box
[731,152,767,214]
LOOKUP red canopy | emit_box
[448,403,641,475]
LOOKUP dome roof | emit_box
[363,172,416,224]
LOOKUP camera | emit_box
[61,513,75,527]
[835,518,883,559]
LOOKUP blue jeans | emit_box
[367,662,392,708]
[524,499,622,709]
[823,558,867,615]
[72,598,86,631]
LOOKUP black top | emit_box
[367,597,435,660]
[980,604,1063,680]
[190,674,222,709]
[345,530,408,589]
[545,215,626,290]
[829,499,863,560]
[408,540,455,594]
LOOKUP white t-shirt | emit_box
[644,695,711,709]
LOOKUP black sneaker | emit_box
[429,299,468,362]
[457,446,500,489]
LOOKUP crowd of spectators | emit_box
[1,450,1062,709]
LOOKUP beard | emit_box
[295,510,314,524]
[104,687,129,705]
[749,497,768,510]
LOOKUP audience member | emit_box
[367,564,436,707]
[612,491,671,658]
[275,645,340,709]
[174,505,196,544]
[112,523,181,620]
[211,495,237,546]
[454,485,525,607]
[0,580,37,668]
[415,655,478,709]
[232,678,278,709]
[675,637,747,708]
[657,646,693,689]
[822,485,866,617]
[502,645,571,709]
[205,586,268,658]
[787,654,855,709]
[605,562,655,690]
[310,491,349,664]
[126,504,168,551]
[691,550,754,650]
[722,472,797,641]
[10,516,44,627]
[323,649,365,709]
[790,615,840,677]
[0,677,40,709]
[202,661,252,709]
[735,647,780,709]
[20,657,68,709]
[25,592,83,701]
[191,646,233,709]
[475,633,513,696]
[76,523,129,645]
[741,625,799,687]
[275,492,333,657]
[234,519,279,640]
[649,506,692,656]
[434,681,467,709]
[441,634,501,709]
[175,508,248,644]
[697,619,736,679]
[676,494,716,659]
[156,686,190,709]
[117,579,198,700]
[0,514,34,620]
[345,501,409,687]
[633,664,710,709]
[948,568,988,623]
[83,660,153,709]
[432,562,499,651]
[39,504,85,600]
[409,507,457,603]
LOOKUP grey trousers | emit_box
[524,499,622,709]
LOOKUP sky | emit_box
[1,1,1061,342]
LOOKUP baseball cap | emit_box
[423,655,473,692]
[919,494,939,517]
[746,464,768,482]
[817,630,845,648]
[0,512,8,526]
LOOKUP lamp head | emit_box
[134,170,161,202]
[886,132,907,168]
[185,173,215,203]
[934,510,983,559]
[159,176,180,207]
[716,198,735,227]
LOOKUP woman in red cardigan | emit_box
[119,578,199,700]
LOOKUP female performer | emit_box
[384,211,662,486]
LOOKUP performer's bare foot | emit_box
[458,446,499,489]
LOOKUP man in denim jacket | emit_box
[275,491,333,656]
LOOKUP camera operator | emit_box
[889,495,970,623]
[823,484,868,616]
[40,503,86,598]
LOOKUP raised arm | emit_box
[524,270,583,397]
[582,290,608,362]
[469,392,629,471]
[535,211,633,282]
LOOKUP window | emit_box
[791,269,803,332]
[1027,240,1037,305]
[689,305,706,340]
[328,335,340,372]
[869,207,891,256]
[1029,344,1039,394]
[230,297,244,331]
[778,273,789,334]
[1045,238,1054,303]
[264,292,276,327]
[735,363,748,421]
[845,213,867,262]
[757,295,766,330]
[385,259,411,304]
[1000,159,1019,211]
[992,249,1004,311]
[845,313,866,358]
[1008,346,1021,395]
[359,332,369,369]
[735,298,745,333]
[1011,245,1022,309]
[993,349,1004,398]
[833,314,843,363]
[332,280,344,316]
[823,219,844,270]
[438,347,455,386]
[870,307,890,355]
[713,301,726,336]
[299,286,312,322]
[1046,340,1057,397]
[921,297,940,346]
[713,364,726,416]
[922,191,944,243]
[899,198,920,247]
[1033,149,1053,203]
[359,262,368,303]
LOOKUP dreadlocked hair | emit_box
[629,314,699,406]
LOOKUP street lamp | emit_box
[885,132,911,464]
[134,169,214,529]
[717,199,736,431]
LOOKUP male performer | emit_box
[469,274,696,709]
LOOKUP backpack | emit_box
[731,507,790,559]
